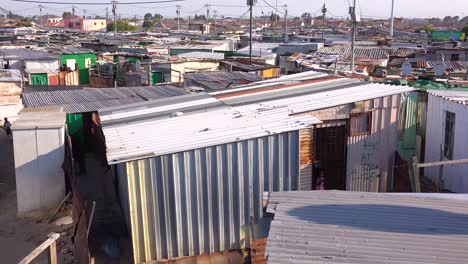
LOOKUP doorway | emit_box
[314,125,347,190]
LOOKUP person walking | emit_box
[316,171,325,190]
[3,117,12,139]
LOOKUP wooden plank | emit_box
[412,156,421,193]
[49,240,57,264]
[18,233,60,264]
[417,158,468,168]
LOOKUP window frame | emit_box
[349,112,372,137]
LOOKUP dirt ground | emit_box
[0,131,75,263]
[0,128,131,263]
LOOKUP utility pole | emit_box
[213,10,217,35]
[106,7,109,21]
[83,10,87,31]
[176,5,181,32]
[284,5,288,42]
[112,0,117,36]
[350,0,357,72]
[390,0,395,37]
[83,9,86,19]
[72,5,75,16]
[275,0,278,22]
[39,5,42,26]
[206,3,209,34]
[321,3,327,43]
[248,0,254,63]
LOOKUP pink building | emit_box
[63,16,107,31]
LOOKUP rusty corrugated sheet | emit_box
[299,128,314,191]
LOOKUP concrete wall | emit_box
[425,95,468,192]
[0,82,22,122]
[83,19,107,31]
[13,121,65,213]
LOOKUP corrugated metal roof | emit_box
[317,47,390,60]
[23,85,188,113]
[266,191,468,264]
[184,71,262,90]
[0,69,21,82]
[214,78,414,110]
[428,90,468,105]
[177,51,225,60]
[0,48,59,60]
[101,93,321,163]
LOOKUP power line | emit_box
[12,0,184,5]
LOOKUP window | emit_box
[75,22,81,26]
[349,112,372,136]
[94,22,97,26]
[68,22,73,27]
[444,111,456,160]
[451,54,459,61]
[101,22,104,25]
[84,58,91,69]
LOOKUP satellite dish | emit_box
[401,61,412,76]
[434,61,446,77]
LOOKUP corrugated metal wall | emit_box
[347,94,401,192]
[396,92,419,161]
[424,95,468,192]
[116,131,300,263]
[24,60,60,73]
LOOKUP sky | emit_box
[4,0,468,20]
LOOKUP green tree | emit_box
[62,12,72,18]
[142,19,155,29]
[423,24,434,33]
[269,13,280,22]
[107,20,137,32]
[153,13,163,20]
[144,13,153,20]
[462,25,468,35]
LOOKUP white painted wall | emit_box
[13,115,66,213]
[425,95,468,193]
[24,60,60,74]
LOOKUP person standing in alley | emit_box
[3,117,11,139]
[316,170,326,190]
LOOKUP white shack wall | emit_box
[13,127,65,213]
[424,95,468,192]
[115,131,300,263]
[24,60,60,73]
[347,94,401,192]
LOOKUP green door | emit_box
[30,73,48,86]
[66,113,84,144]
[151,71,164,84]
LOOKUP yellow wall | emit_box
[170,61,219,83]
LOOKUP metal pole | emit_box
[284,5,288,42]
[322,4,326,43]
[350,0,357,72]
[39,6,42,26]
[249,0,253,63]
[213,10,217,34]
[106,7,108,21]
[176,5,180,32]
[206,4,209,34]
[112,0,117,36]
[275,0,278,22]
[390,0,395,37]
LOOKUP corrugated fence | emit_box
[115,131,300,263]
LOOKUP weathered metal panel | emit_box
[117,131,300,263]
[347,94,401,192]
[396,92,419,161]
[424,94,468,192]
[299,129,313,190]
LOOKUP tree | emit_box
[194,14,206,20]
[423,24,434,34]
[107,20,137,32]
[144,13,153,20]
[462,25,468,35]
[301,12,312,25]
[153,13,163,20]
[269,13,280,22]
[62,12,72,18]
[142,19,155,29]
